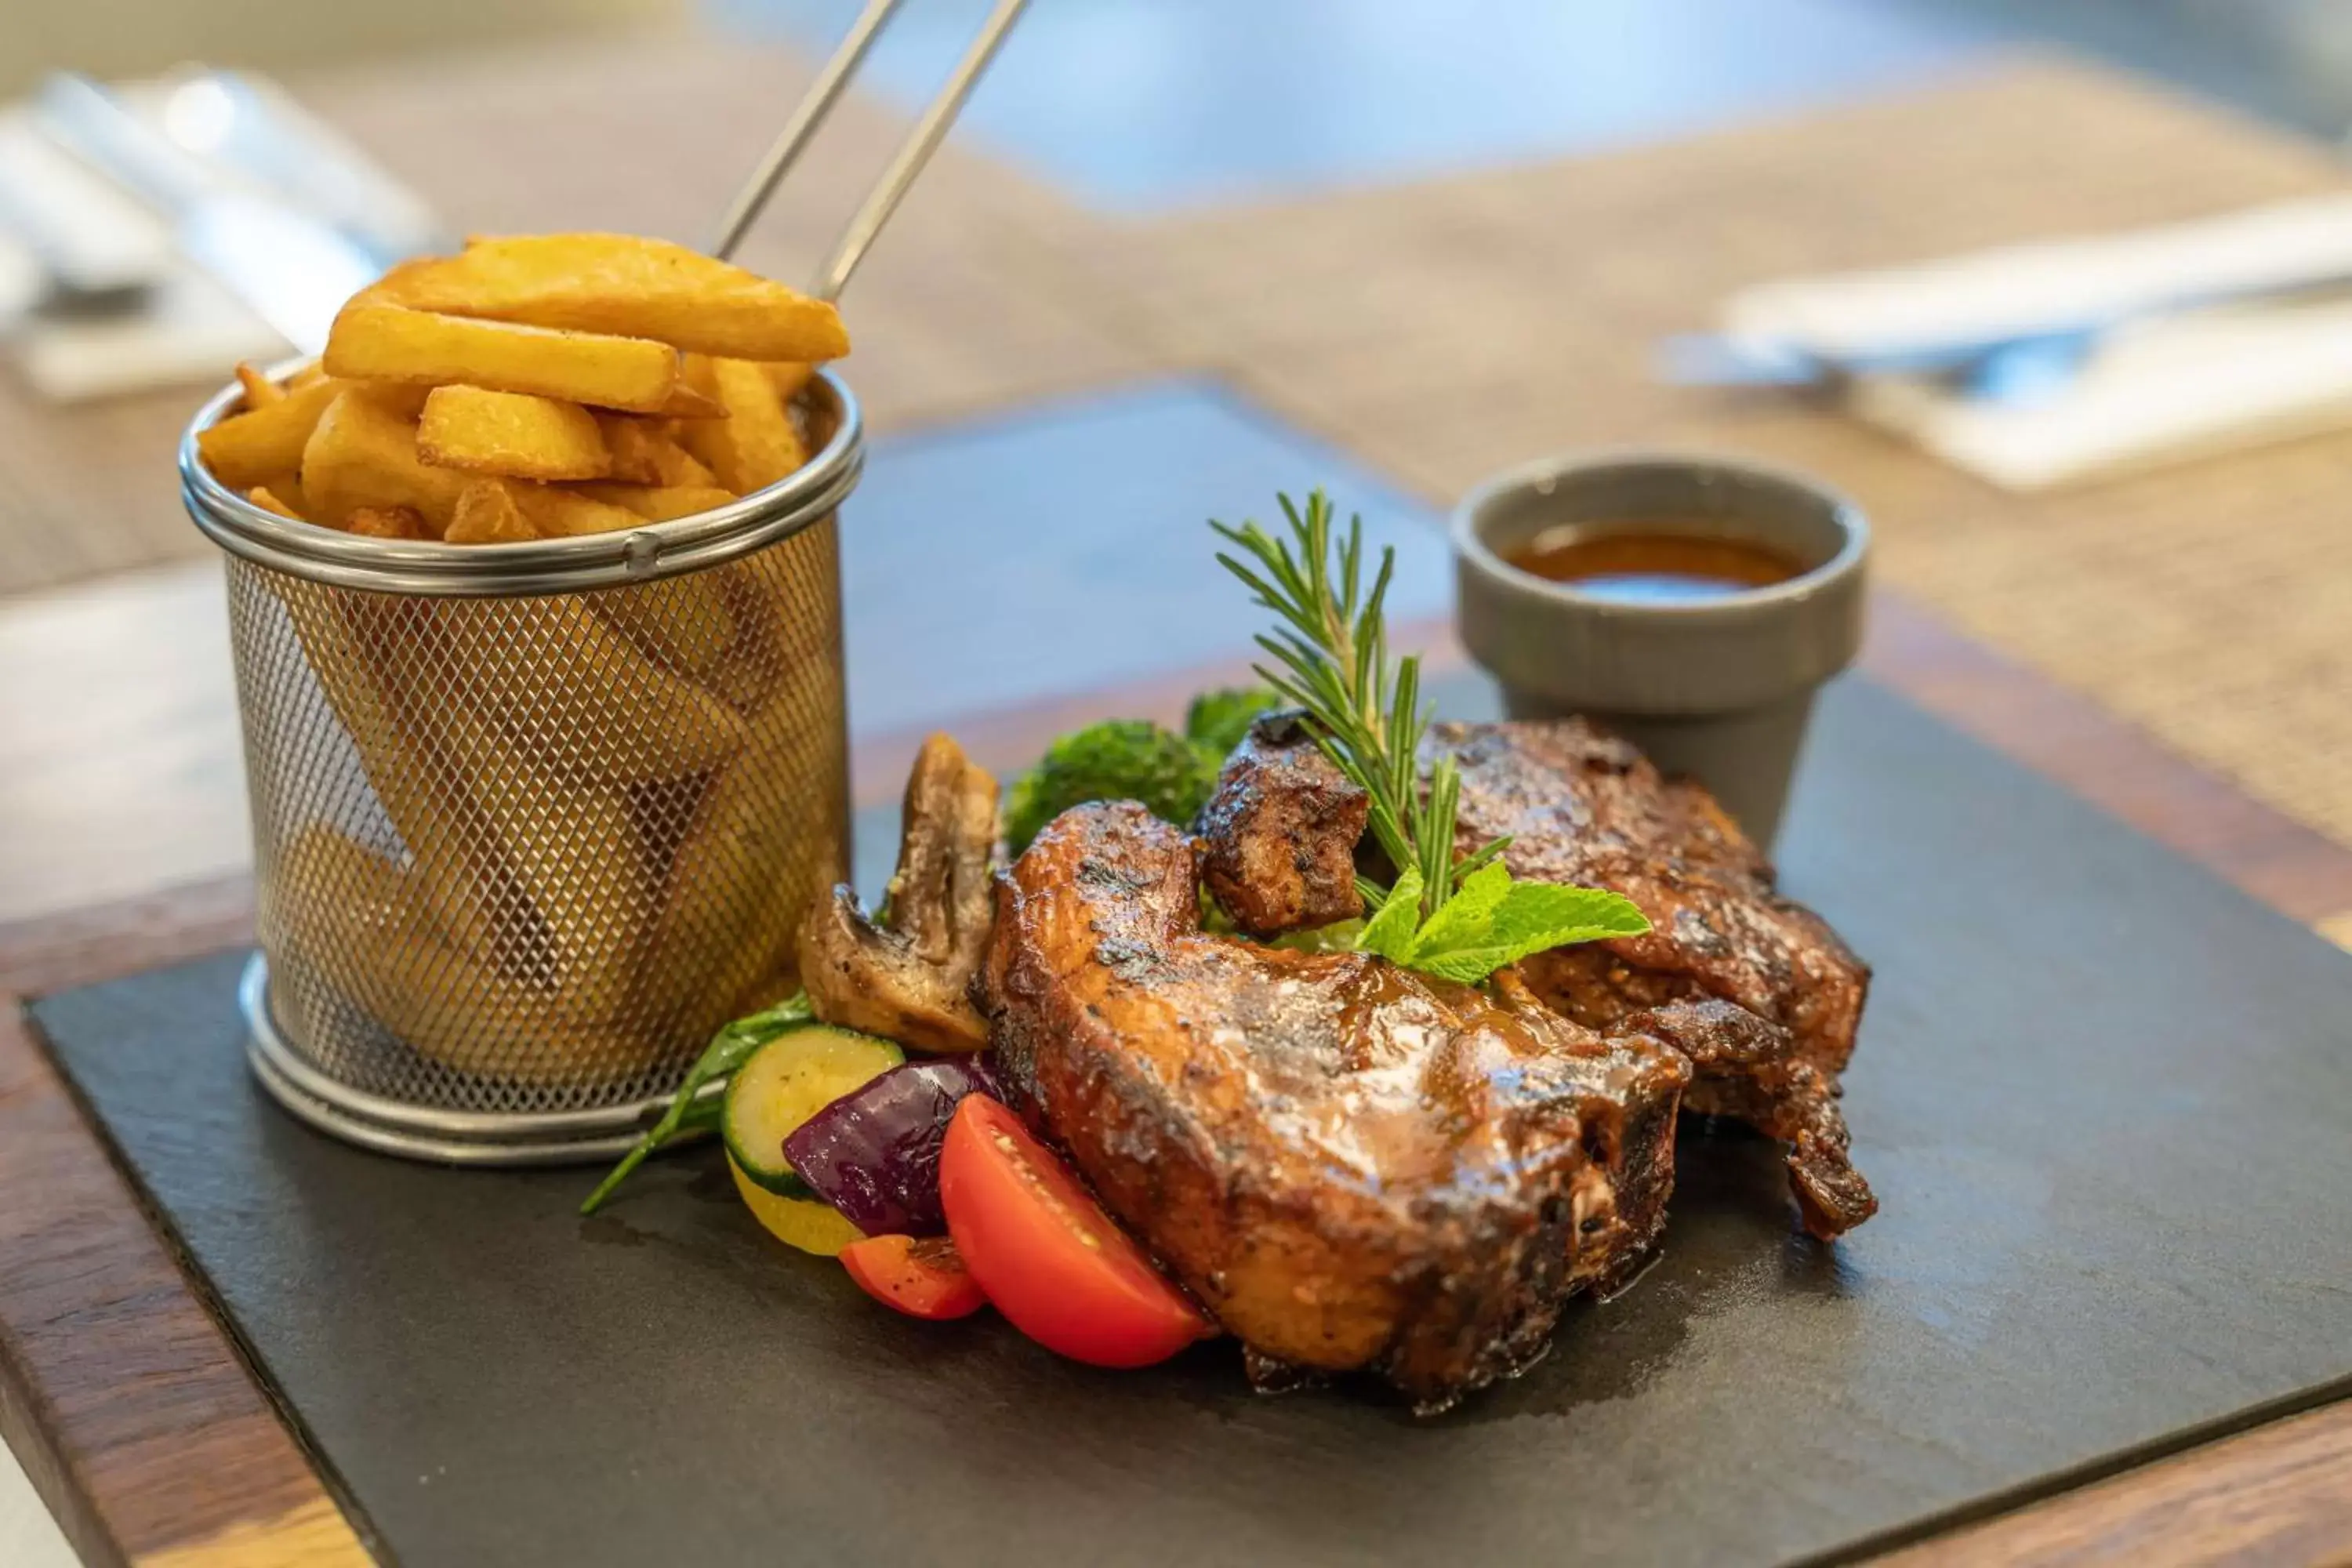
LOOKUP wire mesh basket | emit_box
[181,368,865,1163]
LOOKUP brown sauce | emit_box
[1504,527,1802,604]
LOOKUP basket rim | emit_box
[180,359,864,596]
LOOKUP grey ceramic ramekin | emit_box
[1451,452,1869,846]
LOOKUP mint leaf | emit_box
[1399,858,1512,960]
[1402,881,1652,985]
[1356,866,1424,964]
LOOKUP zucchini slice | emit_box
[721,1024,904,1200]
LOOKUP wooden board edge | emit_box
[0,1003,372,1567]
[0,875,254,1000]
[1881,1397,2352,1566]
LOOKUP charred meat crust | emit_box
[978,800,1692,1412]
[799,733,998,1051]
[1195,712,1369,937]
[1431,719,1870,1077]
[1191,713,1877,1233]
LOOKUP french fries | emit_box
[249,485,301,519]
[202,233,858,1086]
[570,482,737,521]
[300,390,472,534]
[419,386,611,481]
[278,826,654,1085]
[235,361,285,408]
[376,233,850,363]
[431,595,747,784]
[595,415,716,488]
[508,484,644,538]
[347,505,430,541]
[444,479,536,546]
[325,302,681,413]
[679,355,807,494]
[198,377,341,489]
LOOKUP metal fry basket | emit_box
[181,368,864,1163]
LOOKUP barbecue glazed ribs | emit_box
[1196,715,1877,1237]
[979,801,1697,1411]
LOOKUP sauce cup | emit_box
[1450,452,1869,847]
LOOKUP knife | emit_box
[32,73,387,355]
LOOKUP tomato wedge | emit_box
[939,1094,1214,1368]
[839,1234,988,1320]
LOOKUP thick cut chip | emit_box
[568,482,735,521]
[508,484,644,538]
[277,827,658,1086]
[343,379,432,419]
[419,386,612,481]
[248,485,300,519]
[376,233,850,362]
[198,376,340,489]
[679,355,806,494]
[444,480,538,545]
[300,390,470,534]
[346,505,430,541]
[325,301,679,413]
[234,361,283,408]
[595,416,717,487]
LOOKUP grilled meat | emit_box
[1196,711,1367,937]
[979,800,1693,1411]
[800,733,997,1051]
[1197,715,1877,1236]
[1431,720,1866,1083]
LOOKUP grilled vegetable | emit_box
[782,1057,1005,1236]
[722,1025,904,1198]
[839,1235,988,1320]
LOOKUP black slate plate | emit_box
[31,676,2352,1568]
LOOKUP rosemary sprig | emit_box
[1211,490,1502,924]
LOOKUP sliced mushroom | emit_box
[798,732,999,1051]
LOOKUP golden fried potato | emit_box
[235,361,284,409]
[507,484,644,538]
[418,386,611,481]
[678,355,806,494]
[408,688,655,1022]
[595,416,716,487]
[198,376,341,489]
[325,301,680,414]
[285,360,328,390]
[630,656,847,1032]
[653,381,727,419]
[249,485,301,519]
[277,826,657,1086]
[346,505,430,541]
[568,482,736,521]
[300,390,471,534]
[593,572,741,678]
[274,588,509,960]
[444,479,538,545]
[378,233,850,363]
[768,361,816,402]
[342,379,432,419]
[430,594,746,783]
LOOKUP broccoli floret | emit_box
[1182,684,1281,757]
[1003,719,1222,854]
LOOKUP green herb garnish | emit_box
[1212,490,1650,982]
[579,991,814,1214]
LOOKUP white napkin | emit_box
[1716,193,2352,490]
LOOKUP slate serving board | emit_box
[31,676,2352,1568]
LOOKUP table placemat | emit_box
[29,673,2352,1568]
